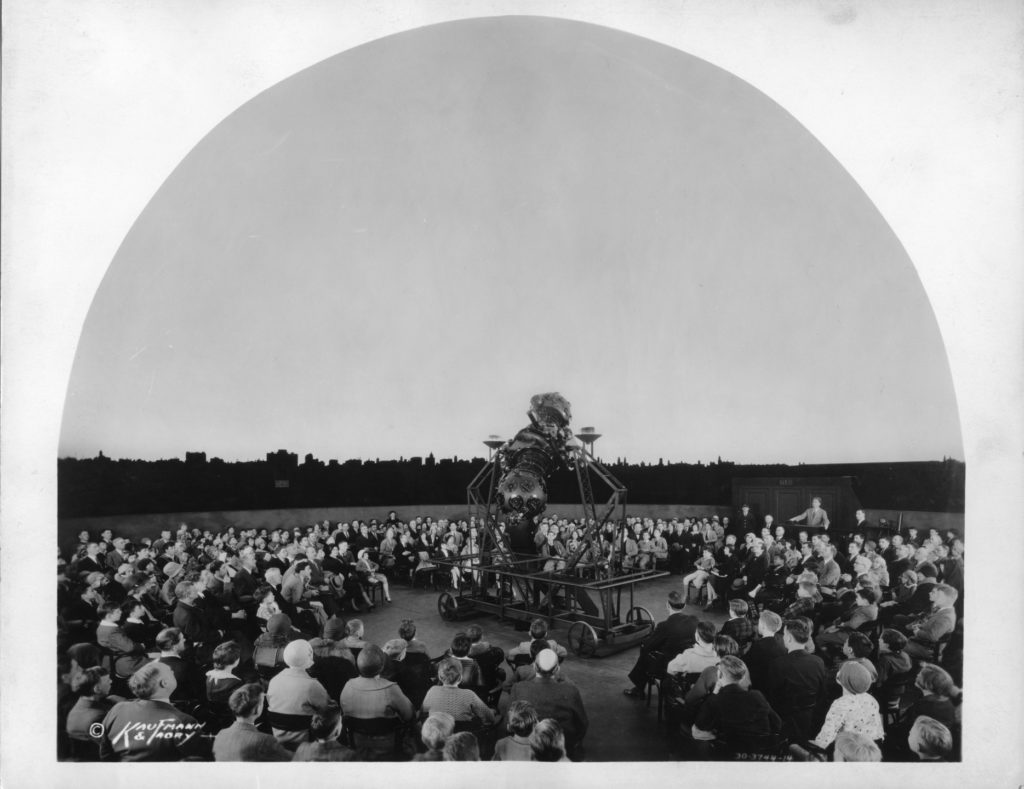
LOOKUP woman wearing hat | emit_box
[265,639,332,748]
[810,661,884,749]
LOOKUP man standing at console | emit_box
[789,497,830,538]
[623,590,697,698]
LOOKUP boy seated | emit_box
[667,621,719,676]
[493,700,539,761]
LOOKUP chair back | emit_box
[660,671,702,713]
[343,715,404,737]
[342,715,407,757]
[643,650,668,681]
[265,709,313,733]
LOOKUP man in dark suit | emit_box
[745,610,787,693]
[172,580,224,665]
[720,599,755,651]
[851,509,873,540]
[156,627,204,702]
[74,543,107,579]
[734,505,758,540]
[767,619,827,742]
[881,562,939,625]
[903,585,958,659]
[623,590,698,697]
[229,552,261,638]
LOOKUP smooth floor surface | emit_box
[352,571,727,761]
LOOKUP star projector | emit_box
[495,392,578,523]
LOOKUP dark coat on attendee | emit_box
[173,600,221,662]
[891,581,937,617]
[626,609,699,689]
[745,635,787,692]
[158,654,204,702]
[642,611,699,657]
[767,649,827,739]
[694,684,782,749]
[721,617,755,650]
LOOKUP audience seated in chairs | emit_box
[529,718,571,762]
[443,731,481,761]
[908,715,955,762]
[338,617,367,650]
[720,599,755,652]
[447,632,485,690]
[504,638,569,695]
[99,661,210,761]
[412,711,455,761]
[781,575,822,621]
[508,618,568,663]
[398,619,431,656]
[501,649,588,761]
[810,661,884,750]
[213,682,293,762]
[745,611,786,693]
[902,585,959,661]
[767,618,827,744]
[678,635,740,724]
[155,627,204,703]
[95,602,150,678]
[310,617,355,660]
[888,663,961,759]
[826,632,879,698]
[681,548,716,603]
[873,628,913,699]
[815,588,879,656]
[204,640,244,730]
[253,614,296,683]
[205,640,244,703]
[308,621,359,701]
[265,639,331,749]
[834,731,883,762]
[466,624,507,700]
[421,657,497,726]
[339,644,415,759]
[493,700,539,761]
[382,638,433,709]
[667,620,720,676]
[65,667,120,760]
[292,707,358,761]
[56,516,965,763]
[691,655,781,758]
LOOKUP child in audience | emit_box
[529,718,572,762]
[413,711,455,762]
[493,700,539,761]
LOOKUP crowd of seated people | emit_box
[623,517,964,762]
[57,510,963,763]
[58,513,601,761]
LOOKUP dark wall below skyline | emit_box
[57,452,965,520]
